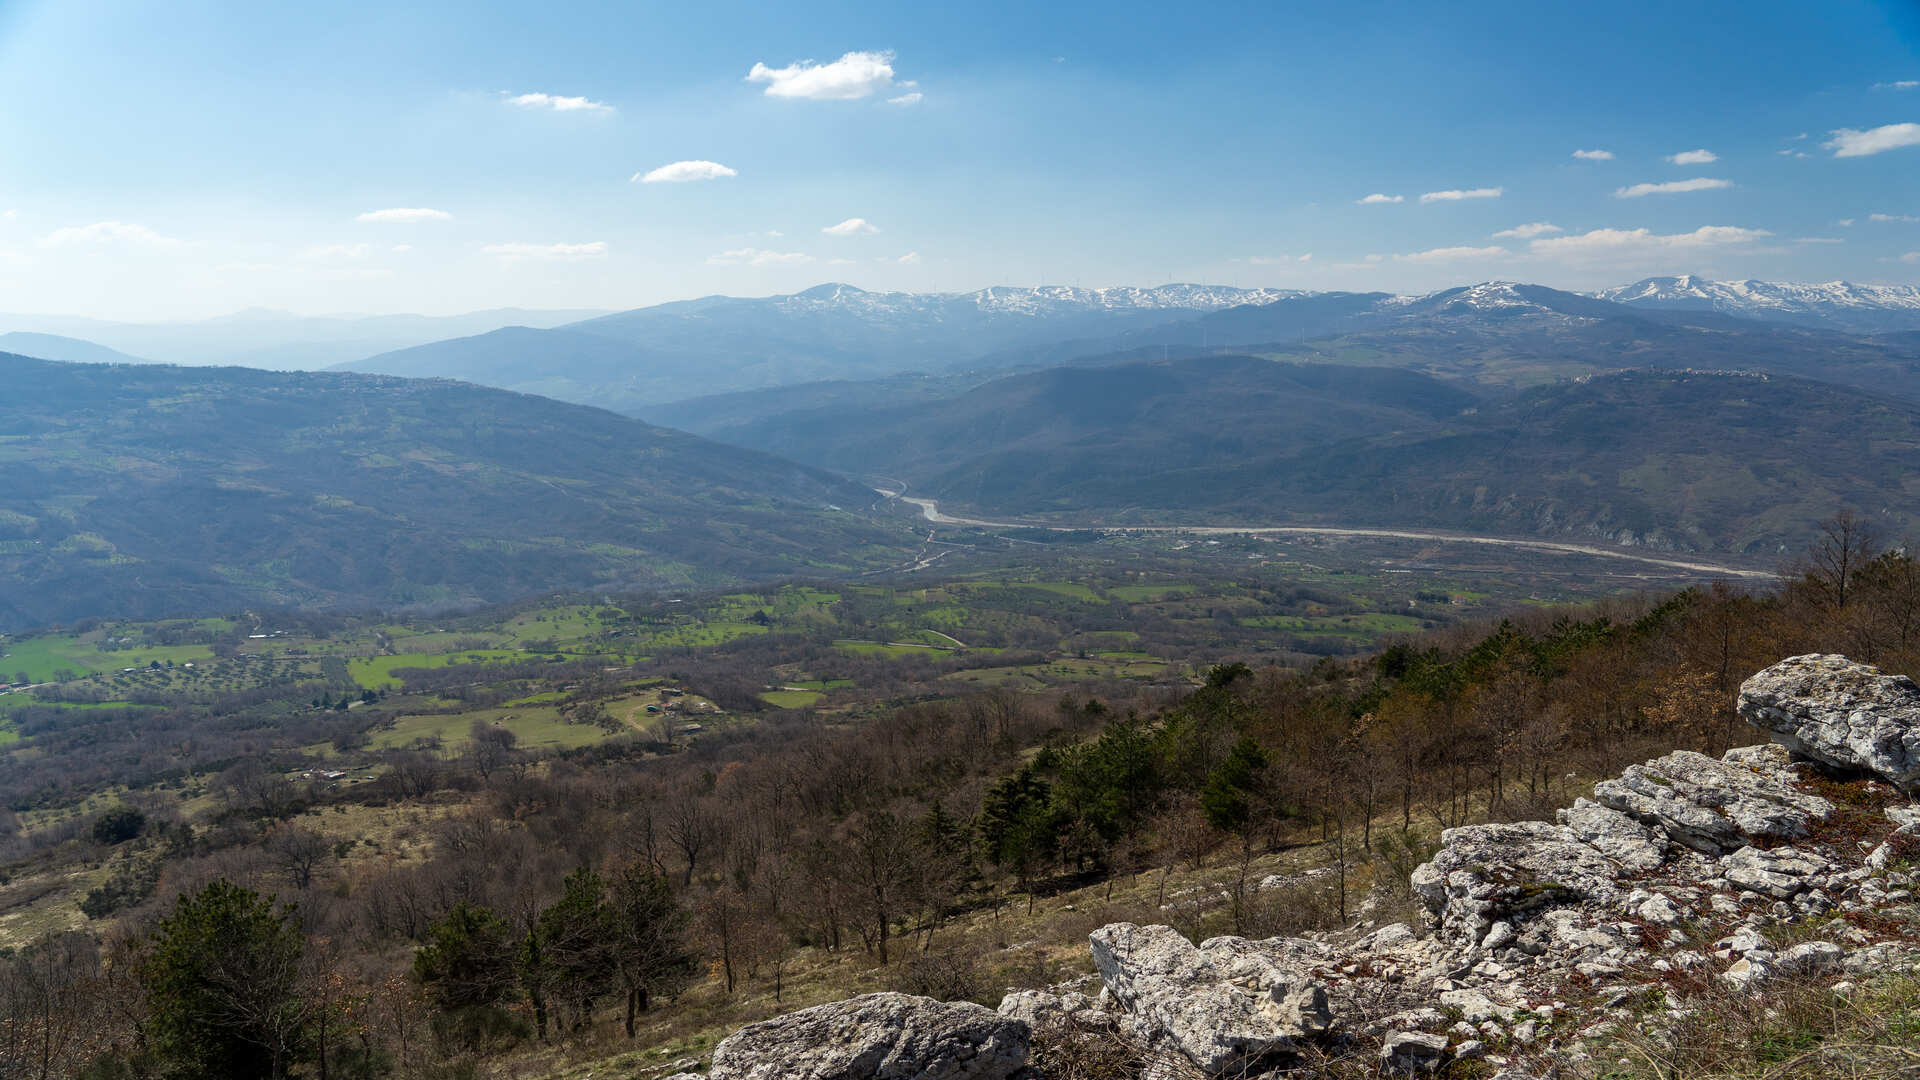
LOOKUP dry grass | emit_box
[1592,973,1920,1080]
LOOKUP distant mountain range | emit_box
[336,283,1300,412]
[0,352,905,630]
[0,307,614,370]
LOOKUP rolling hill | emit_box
[682,353,1920,554]
[0,354,909,630]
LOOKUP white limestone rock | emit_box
[1088,923,1330,1076]
[1589,746,1831,854]
[709,993,1030,1080]
[1739,654,1920,788]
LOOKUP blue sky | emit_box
[1,0,1917,319]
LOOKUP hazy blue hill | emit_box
[0,354,906,630]
[918,369,1920,552]
[0,331,148,366]
[696,354,1481,482]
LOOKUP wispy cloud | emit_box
[357,207,451,223]
[1532,225,1770,257]
[482,241,608,260]
[1794,237,1845,245]
[1356,193,1403,205]
[1870,213,1920,224]
[634,160,737,183]
[1419,187,1503,203]
[747,50,900,100]
[1388,245,1508,263]
[1492,222,1562,239]
[1241,254,1313,264]
[41,221,183,248]
[1777,149,1810,158]
[1613,177,1732,198]
[1838,218,1856,227]
[1826,123,1920,158]
[303,242,373,260]
[895,251,922,264]
[887,92,923,106]
[707,248,814,266]
[1875,80,1919,91]
[1571,149,1614,161]
[822,217,879,236]
[1903,251,1920,263]
[506,92,613,113]
[1667,148,1718,165]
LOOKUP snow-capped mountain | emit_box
[758,282,1304,319]
[1596,276,1920,333]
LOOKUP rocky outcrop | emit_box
[1589,744,1832,854]
[1739,653,1920,787]
[708,993,1030,1080]
[1087,922,1331,1075]
[697,656,1920,1080]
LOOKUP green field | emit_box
[369,705,617,752]
[349,650,548,690]
[1238,613,1431,638]
[0,633,215,683]
[1106,584,1198,602]
[760,689,824,709]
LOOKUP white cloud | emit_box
[1613,177,1733,198]
[747,50,899,100]
[357,207,451,223]
[41,221,182,248]
[392,244,413,254]
[887,92,923,106]
[1838,218,1856,227]
[1419,187,1503,203]
[895,251,921,264]
[1242,254,1313,264]
[1571,149,1615,161]
[635,160,738,183]
[1875,81,1919,91]
[482,241,608,260]
[1777,149,1810,158]
[1870,213,1920,223]
[1794,237,1845,244]
[826,257,855,265]
[1389,245,1508,263]
[822,217,879,236]
[1531,225,1771,257]
[1356,193,1403,205]
[304,242,373,260]
[1826,123,1920,158]
[1492,222,1562,239]
[1,208,14,219]
[707,248,814,266]
[1902,251,1920,263]
[1667,148,1718,165]
[506,92,613,113]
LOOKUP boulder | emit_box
[1589,746,1831,854]
[1088,923,1330,1075]
[708,993,1030,1080]
[1739,654,1920,788]
[1380,1030,1450,1073]
[1557,797,1667,872]
[1410,821,1620,945]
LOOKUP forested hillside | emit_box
[0,354,908,629]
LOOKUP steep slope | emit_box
[340,283,1301,410]
[0,354,906,630]
[1598,275,1920,333]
